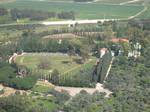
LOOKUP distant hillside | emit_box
[0,0,16,4]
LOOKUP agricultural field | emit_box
[0,0,16,4]
[0,0,144,19]
[137,4,150,19]
[15,53,96,75]
[96,0,135,4]
[16,0,145,4]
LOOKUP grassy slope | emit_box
[31,96,57,112]
[0,0,143,19]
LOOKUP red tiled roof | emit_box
[111,38,129,43]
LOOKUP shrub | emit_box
[0,62,37,90]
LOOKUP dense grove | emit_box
[0,62,37,90]
[0,8,8,16]
[0,95,52,112]
[10,9,75,20]
[17,36,73,53]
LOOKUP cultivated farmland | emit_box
[0,0,144,19]
[137,5,150,18]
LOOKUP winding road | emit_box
[120,0,143,5]
[128,5,148,19]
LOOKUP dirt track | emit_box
[0,84,28,97]
[37,81,112,97]
[55,83,112,97]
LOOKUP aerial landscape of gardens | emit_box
[0,0,149,112]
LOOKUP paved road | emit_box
[120,0,143,5]
[128,5,148,19]
[42,19,120,26]
[0,22,41,27]
[104,57,115,82]
[0,19,121,27]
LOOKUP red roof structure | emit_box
[111,38,129,43]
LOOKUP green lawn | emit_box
[15,54,78,72]
[15,53,96,75]
[0,0,144,19]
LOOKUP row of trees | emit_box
[10,8,75,20]
[96,51,112,83]
[37,63,94,87]
[17,32,91,59]
[17,36,77,53]
[0,8,8,16]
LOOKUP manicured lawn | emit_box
[63,58,95,76]
[0,0,144,19]
[15,53,96,75]
[15,54,78,72]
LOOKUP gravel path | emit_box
[55,83,112,97]
[38,81,112,97]
[104,57,114,81]
[0,84,28,97]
